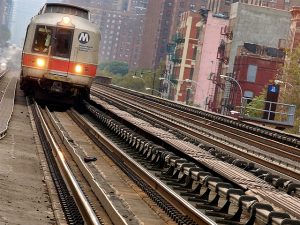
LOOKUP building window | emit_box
[246,65,257,82]
[196,27,201,39]
[192,46,197,60]
[244,90,254,98]
[189,68,194,80]
[244,90,254,103]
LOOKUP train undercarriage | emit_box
[20,75,90,104]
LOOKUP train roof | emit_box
[30,13,99,33]
[38,3,90,20]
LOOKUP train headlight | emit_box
[62,16,71,25]
[58,16,74,27]
[36,58,45,67]
[75,64,82,73]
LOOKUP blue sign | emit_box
[268,85,279,93]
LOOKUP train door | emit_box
[48,27,74,93]
[50,28,74,76]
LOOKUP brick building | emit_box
[213,2,290,114]
[192,12,229,110]
[207,0,238,15]
[207,0,300,14]
[168,11,200,103]
[289,6,300,49]
[228,44,285,109]
[139,0,206,69]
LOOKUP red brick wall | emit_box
[231,55,283,107]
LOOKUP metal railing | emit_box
[239,97,296,127]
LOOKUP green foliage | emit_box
[279,45,300,133]
[113,72,145,91]
[97,59,166,95]
[111,70,156,92]
[99,61,128,76]
[244,93,265,118]
[98,62,108,70]
[0,25,10,46]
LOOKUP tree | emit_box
[98,62,109,70]
[99,61,129,76]
[114,73,145,91]
[278,45,300,133]
[100,59,166,95]
[243,88,267,118]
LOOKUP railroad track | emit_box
[29,99,103,225]
[28,84,300,224]
[30,98,181,225]
[82,98,300,224]
[93,84,300,147]
[79,85,300,223]
[91,85,300,183]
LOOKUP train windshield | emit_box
[32,26,52,54]
[53,29,73,58]
[32,26,73,58]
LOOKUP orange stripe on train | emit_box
[22,53,97,77]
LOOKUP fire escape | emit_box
[209,25,233,112]
[167,32,185,81]
[163,32,185,100]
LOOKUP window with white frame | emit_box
[246,65,257,82]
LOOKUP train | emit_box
[20,3,100,103]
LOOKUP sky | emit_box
[10,0,60,47]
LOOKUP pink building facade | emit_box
[193,13,228,109]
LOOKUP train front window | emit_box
[53,29,73,58]
[32,26,52,54]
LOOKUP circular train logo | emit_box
[78,32,90,44]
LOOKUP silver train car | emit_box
[21,3,100,101]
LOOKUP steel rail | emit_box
[33,101,102,225]
[91,87,300,180]
[94,84,300,147]
[47,108,128,225]
[0,69,7,80]
[92,85,300,158]
[82,97,300,220]
[69,107,217,225]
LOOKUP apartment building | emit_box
[139,0,206,69]
[215,2,290,114]
[167,11,200,103]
